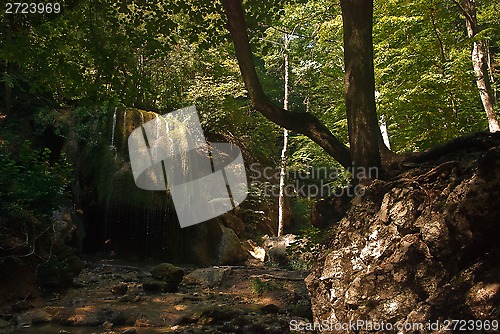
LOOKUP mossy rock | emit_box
[150,263,184,292]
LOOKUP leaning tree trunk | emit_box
[462,0,500,133]
[221,0,352,169]
[341,0,382,180]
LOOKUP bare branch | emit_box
[221,0,352,168]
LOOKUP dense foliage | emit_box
[0,138,73,277]
[255,0,499,157]
[0,141,72,222]
[2,0,498,154]
[1,0,499,236]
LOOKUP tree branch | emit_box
[450,0,475,30]
[221,0,352,168]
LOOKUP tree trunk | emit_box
[277,35,289,237]
[462,0,500,132]
[486,41,497,105]
[221,0,352,169]
[340,0,382,180]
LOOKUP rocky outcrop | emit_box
[306,133,500,333]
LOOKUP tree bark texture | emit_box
[340,0,382,178]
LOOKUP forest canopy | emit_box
[1,0,499,174]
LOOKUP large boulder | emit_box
[306,134,500,333]
[183,220,247,266]
[217,224,248,265]
[220,212,245,236]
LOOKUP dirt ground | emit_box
[1,257,314,333]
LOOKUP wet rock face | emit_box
[306,141,500,333]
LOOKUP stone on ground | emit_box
[150,263,184,292]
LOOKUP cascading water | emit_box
[90,109,182,260]
[155,113,162,138]
[103,107,118,250]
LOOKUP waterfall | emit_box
[155,113,162,138]
[122,110,127,146]
[110,107,117,148]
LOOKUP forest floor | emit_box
[2,257,313,334]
